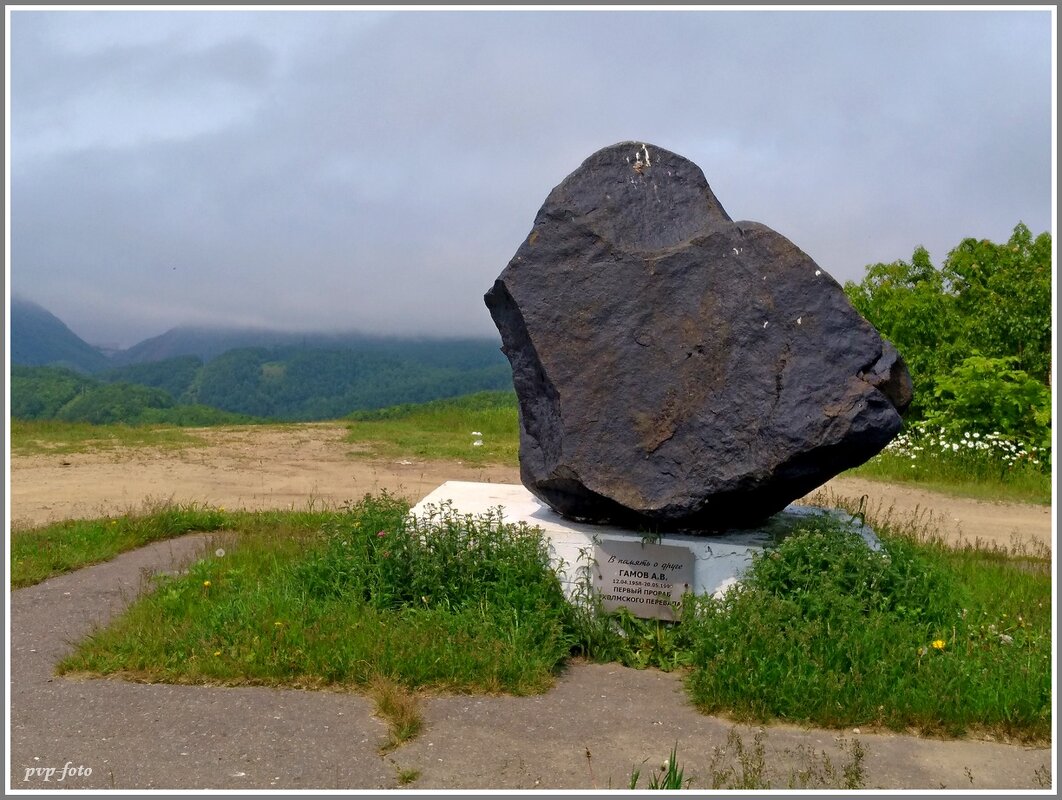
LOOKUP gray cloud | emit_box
[9,8,1053,347]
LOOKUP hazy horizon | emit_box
[11,294,506,351]
[8,8,1054,348]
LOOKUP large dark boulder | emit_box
[485,142,912,531]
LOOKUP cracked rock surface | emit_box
[485,141,912,531]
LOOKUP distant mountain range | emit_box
[10,297,506,373]
[9,298,514,422]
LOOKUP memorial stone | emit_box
[485,141,912,531]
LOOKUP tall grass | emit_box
[345,391,518,465]
[681,514,1051,741]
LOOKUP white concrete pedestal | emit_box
[411,481,880,604]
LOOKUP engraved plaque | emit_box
[592,540,696,621]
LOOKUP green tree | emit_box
[10,366,98,419]
[845,223,1052,441]
[942,223,1052,384]
[844,246,959,415]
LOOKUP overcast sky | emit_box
[7,6,1055,348]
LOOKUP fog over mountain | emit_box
[8,8,1054,348]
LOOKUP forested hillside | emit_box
[181,345,511,419]
[11,301,513,423]
[100,356,205,399]
[10,366,255,425]
[12,343,512,424]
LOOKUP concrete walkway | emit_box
[8,536,1052,791]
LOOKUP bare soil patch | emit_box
[9,423,1051,553]
[9,423,519,528]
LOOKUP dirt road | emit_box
[9,423,1051,553]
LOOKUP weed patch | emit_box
[681,515,1051,741]
[620,731,867,790]
[369,675,423,753]
[58,495,573,699]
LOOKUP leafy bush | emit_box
[926,356,1051,450]
[60,496,573,695]
[740,518,962,626]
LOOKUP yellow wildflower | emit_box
[203,580,211,588]
[931,639,946,650]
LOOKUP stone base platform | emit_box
[411,481,880,603]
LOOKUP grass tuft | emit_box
[369,674,424,752]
